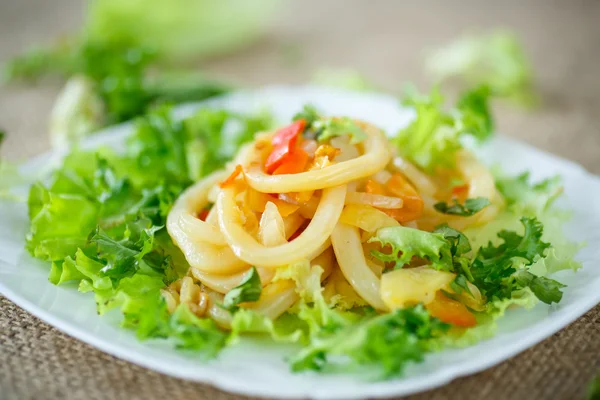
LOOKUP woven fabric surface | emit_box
[1,1,599,399]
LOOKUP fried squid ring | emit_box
[167,171,249,274]
[242,123,391,193]
[216,184,346,267]
[331,222,388,310]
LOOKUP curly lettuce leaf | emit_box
[167,304,227,355]
[276,259,444,377]
[393,87,458,172]
[495,171,563,216]
[471,217,554,301]
[433,224,474,282]
[456,85,494,141]
[290,305,448,378]
[430,287,538,350]
[434,197,491,216]
[489,170,582,276]
[368,225,453,270]
[470,216,572,305]
[126,106,271,186]
[97,278,227,357]
[393,85,493,172]
[26,106,269,355]
[2,40,76,82]
[229,309,305,345]
[274,261,354,335]
[26,183,98,261]
[426,31,537,108]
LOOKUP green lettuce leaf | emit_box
[292,104,320,127]
[290,305,448,378]
[311,68,376,92]
[85,0,279,61]
[26,184,98,261]
[495,171,563,216]
[393,85,494,173]
[434,197,491,216]
[25,105,270,356]
[456,85,494,141]
[368,225,453,270]
[277,259,447,378]
[222,267,262,312]
[167,304,227,355]
[433,224,474,282]
[513,270,565,304]
[426,31,537,108]
[314,117,368,144]
[393,87,458,172]
[430,287,538,350]
[229,309,305,345]
[470,217,563,303]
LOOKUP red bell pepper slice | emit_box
[264,120,306,174]
[272,148,309,175]
[197,208,210,221]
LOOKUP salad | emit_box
[25,86,581,378]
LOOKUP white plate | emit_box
[1,86,599,400]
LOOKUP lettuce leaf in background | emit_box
[49,76,105,148]
[85,0,279,61]
[3,0,279,147]
[0,130,29,200]
[426,31,538,108]
[4,0,280,82]
[311,68,377,92]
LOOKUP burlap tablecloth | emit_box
[1,1,599,399]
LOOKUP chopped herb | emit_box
[222,267,262,312]
[293,104,321,128]
[314,117,367,144]
[471,217,554,301]
[434,197,491,216]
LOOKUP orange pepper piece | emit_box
[272,148,309,175]
[365,179,387,195]
[245,188,299,217]
[219,165,243,188]
[426,292,477,327]
[451,183,470,202]
[384,173,424,222]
